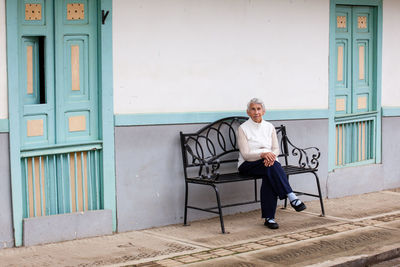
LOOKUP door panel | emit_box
[352,7,374,113]
[22,37,40,104]
[335,6,352,115]
[19,0,55,148]
[55,0,98,143]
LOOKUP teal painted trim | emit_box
[21,140,102,152]
[100,0,116,232]
[335,159,376,169]
[6,0,23,247]
[0,119,9,132]
[375,1,383,164]
[328,0,337,172]
[335,111,378,122]
[114,109,329,126]
[328,0,383,171]
[115,111,246,126]
[335,0,380,5]
[382,107,400,117]
[21,143,102,158]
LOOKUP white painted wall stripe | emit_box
[113,0,330,114]
[0,0,8,119]
[382,0,400,107]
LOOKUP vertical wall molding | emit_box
[100,0,116,232]
[6,0,23,246]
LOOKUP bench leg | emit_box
[212,185,226,234]
[312,171,325,217]
[184,181,189,226]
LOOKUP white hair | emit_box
[247,98,265,111]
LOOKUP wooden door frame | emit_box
[328,0,382,171]
[6,0,115,246]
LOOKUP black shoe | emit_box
[264,219,279,229]
[290,199,306,212]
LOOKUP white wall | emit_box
[382,0,400,107]
[0,0,7,119]
[113,0,329,114]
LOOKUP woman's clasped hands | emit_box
[261,152,276,167]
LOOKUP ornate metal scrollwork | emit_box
[286,137,320,170]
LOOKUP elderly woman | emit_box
[238,98,306,229]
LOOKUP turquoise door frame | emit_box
[328,0,382,171]
[6,0,115,246]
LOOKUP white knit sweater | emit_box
[237,118,279,167]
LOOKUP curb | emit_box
[330,246,400,267]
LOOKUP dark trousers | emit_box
[239,160,293,219]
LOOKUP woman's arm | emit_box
[237,127,262,161]
[271,128,280,156]
[261,128,280,167]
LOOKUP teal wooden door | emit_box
[335,6,375,115]
[18,0,103,217]
[334,5,377,166]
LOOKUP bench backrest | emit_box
[180,116,290,179]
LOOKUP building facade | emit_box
[0,0,399,247]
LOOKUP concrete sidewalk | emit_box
[1,189,400,266]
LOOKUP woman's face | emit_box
[247,103,265,123]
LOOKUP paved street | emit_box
[1,189,400,266]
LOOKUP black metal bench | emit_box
[179,116,325,233]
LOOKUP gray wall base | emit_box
[115,119,328,232]
[326,117,400,199]
[382,117,400,189]
[327,164,384,199]
[23,210,112,247]
[0,133,14,248]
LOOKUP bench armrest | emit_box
[285,137,320,170]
